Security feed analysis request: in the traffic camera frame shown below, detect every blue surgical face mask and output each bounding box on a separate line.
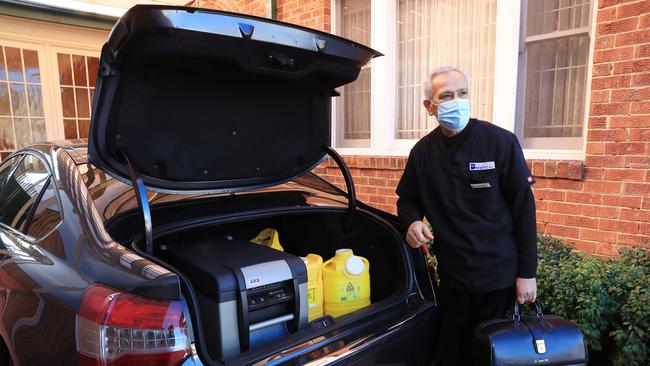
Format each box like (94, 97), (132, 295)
(435, 98), (471, 133)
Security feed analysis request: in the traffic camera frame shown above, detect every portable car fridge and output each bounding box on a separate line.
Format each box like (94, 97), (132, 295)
(162, 239), (308, 359)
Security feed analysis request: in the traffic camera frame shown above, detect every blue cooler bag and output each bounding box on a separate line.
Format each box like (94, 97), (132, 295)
(473, 301), (588, 366)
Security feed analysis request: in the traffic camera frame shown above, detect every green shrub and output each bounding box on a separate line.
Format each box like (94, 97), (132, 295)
(424, 232), (650, 365)
(536, 235), (649, 366)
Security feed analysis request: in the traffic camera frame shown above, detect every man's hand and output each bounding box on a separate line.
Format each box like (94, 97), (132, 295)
(515, 277), (537, 304)
(406, 221), (433, 248)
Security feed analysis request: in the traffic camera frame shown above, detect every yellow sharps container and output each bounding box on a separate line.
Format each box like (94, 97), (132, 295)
(323, 249), (370, 318)
(301, 254), (324, 321)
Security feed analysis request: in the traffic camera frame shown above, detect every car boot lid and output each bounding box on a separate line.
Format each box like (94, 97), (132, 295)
(87, 4), (380, 194)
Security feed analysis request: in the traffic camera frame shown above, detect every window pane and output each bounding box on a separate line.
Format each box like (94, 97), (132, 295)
(0, 48), (6, 81)
(26, 180), (61, 238)
(72, 55), (87, 87)
(0, 83), (9, 116)
(27, 85), (43, 117)
(63, 119), (78, 139)
(57, 53), (73, 86)
(0, 117), (15, 150)
(22, 50), (40, 84)
(31, 119), (47, 143)
(338, 0), (372, 144)
(0, 154), (48, 230)
(87, 57), (99, 87)
(527, 0), (589, 36)
(61, 86), (76, 118)
(396, 0), (497, 139)
(14, 117), (31, 148)
(523, 35), (588, 138)
(5, 47), (23, 83)
(9, 83), (27, 116)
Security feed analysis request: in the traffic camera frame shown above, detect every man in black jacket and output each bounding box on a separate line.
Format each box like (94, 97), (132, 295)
(395, 66), (537, 366)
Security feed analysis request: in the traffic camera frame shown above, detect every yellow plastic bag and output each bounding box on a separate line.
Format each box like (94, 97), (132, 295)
(250, 228), (284, 251)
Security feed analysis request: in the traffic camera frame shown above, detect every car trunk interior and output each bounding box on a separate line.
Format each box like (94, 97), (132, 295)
(126, 209), (409, 362)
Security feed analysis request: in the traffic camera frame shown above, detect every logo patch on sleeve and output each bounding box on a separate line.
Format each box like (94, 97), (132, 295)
(469, 161), (495, 171)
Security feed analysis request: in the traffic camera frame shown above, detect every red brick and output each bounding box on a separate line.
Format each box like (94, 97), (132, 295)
(599, 218), (618, 231)
(629, 128), (650, 141)
(617, 0), (650, 18)
(620, 207), (650, 221)
(611, 87), (650, 101)
(547, 179), (583, 191)
(635, 43), (650, 58)
(582, 205), (620, 218)
(587, 129), (627, 141)
(536, 200), (548, 211)
(617, 220), (640, 234)
(591, 75), (631, 90)
(642, 13), (650, 28)
(590, 90), (610, 103)
(602, 194), (644, 208)
(595, 242), (620, 255)
(615, 29), (650, 46)
(585, 167), (605, 180)
(625, 182), (650, 194)
(590, 102), (630, 115)
(598, 18), (639, 35)
(565, 215), (600, 229)
(532, 161), (544, 176)
(586, 155), (626, 167)
(588, 117), (608, 129)
(546, 224), (580, 239)
(568, 162), (585, 180)
(548, 202), (582, 215)
(573, 240), (597, 253)
(603, 168), (646, 181)
(631, 74), (650, 88)
(583, 180), (623, 193)
(594, 47), (635, 63)
(582, 228), (617, 243)
(566, 192), (603, 204)
(534, 189), (566, 201)
(598, 0), (626, 8)
(640, 222), (650, 235)
(586, 142), (606, 154)
(617, 233), (650, 245)
(599, 7), (618, 22)
(604, 142), (646, 155)
(593, 63), (613, 77)
(596, 35), (617, 50)
(625, 156), (650, 168)
(543, 161), (558, 177)
(613, 59), (650, 74)
(631, 101), (650, 113)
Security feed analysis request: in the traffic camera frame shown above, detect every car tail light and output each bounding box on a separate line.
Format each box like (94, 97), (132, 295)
(76, 284), (191, 366)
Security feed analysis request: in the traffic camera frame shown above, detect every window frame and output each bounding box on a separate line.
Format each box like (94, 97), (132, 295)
(0, 150), (63, 242)
(513, 0), (596, 158)
(330, 0), (597, 161)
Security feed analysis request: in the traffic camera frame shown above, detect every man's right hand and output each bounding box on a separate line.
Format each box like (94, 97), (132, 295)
(406, 221), (433, 248)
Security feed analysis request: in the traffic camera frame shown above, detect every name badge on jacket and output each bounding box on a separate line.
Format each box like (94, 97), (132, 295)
(469, 161), (495, 171)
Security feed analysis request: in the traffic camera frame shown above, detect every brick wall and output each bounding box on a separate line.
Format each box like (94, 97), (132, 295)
(188, 0), (330, 30)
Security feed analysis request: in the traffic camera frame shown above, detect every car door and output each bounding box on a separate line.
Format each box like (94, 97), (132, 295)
(0, 152), (75, 365)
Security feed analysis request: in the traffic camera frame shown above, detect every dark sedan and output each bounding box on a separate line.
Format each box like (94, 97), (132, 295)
(0, 5), (438, 366)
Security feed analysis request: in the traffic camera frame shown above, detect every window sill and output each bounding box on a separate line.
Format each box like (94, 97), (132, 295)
(527, 159), (585, 181)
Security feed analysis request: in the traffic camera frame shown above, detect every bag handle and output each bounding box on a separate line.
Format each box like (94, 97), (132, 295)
(512, 300), (544, 321)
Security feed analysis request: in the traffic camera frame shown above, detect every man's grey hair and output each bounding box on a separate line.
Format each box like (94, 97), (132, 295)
(423, 66), (469, 100)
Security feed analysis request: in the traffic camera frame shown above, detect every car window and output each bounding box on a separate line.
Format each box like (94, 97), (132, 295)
(0, 155), (50, 232)
(25, 179), (62, 239)
(0, 156), (23, 191)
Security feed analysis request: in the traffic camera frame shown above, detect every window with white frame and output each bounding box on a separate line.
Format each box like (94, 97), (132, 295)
(517, 0), (592, 150)
(334, 0), (372, 148)
(396, 0), (497, 140)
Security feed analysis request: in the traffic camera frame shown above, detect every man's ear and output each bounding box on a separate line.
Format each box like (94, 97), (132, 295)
(423, 100), (436, 116)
